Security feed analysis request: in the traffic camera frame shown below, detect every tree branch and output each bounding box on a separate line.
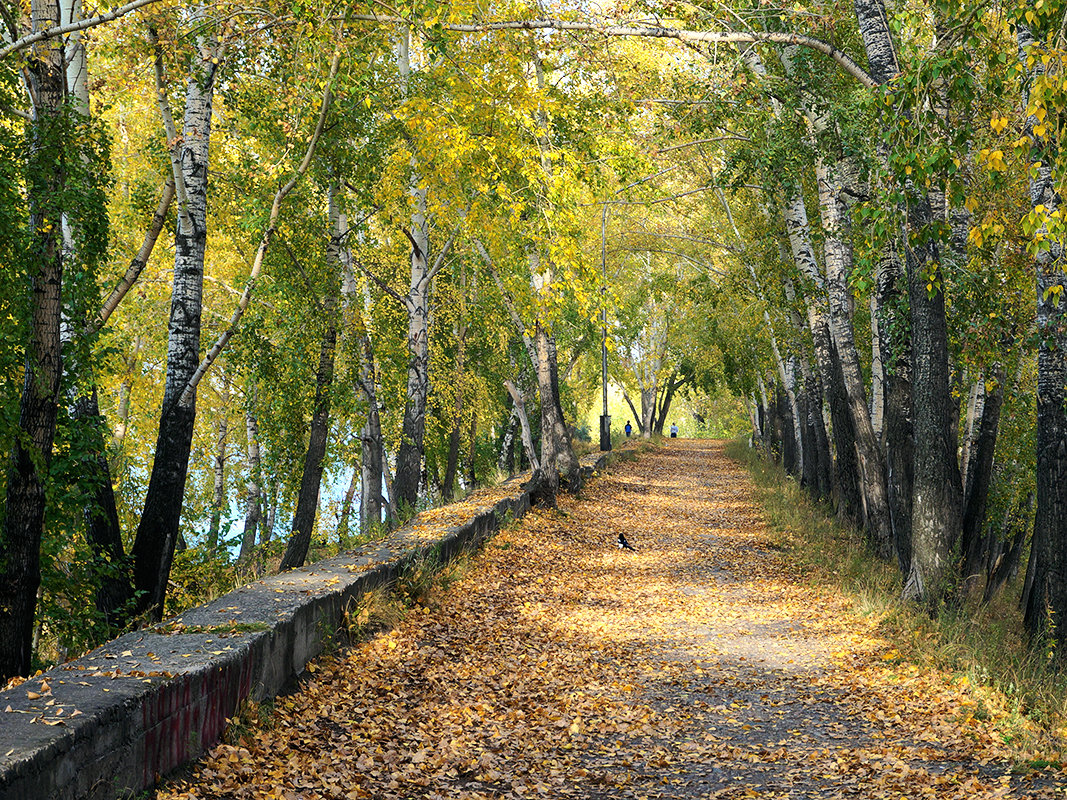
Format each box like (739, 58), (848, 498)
(0, 0), (162, 59)
(93, 176), (175, 333)
(178, 46), (342, 408)
(427, 217), (464, 281)
(352, 257), (407, 306)
(351, 15), (876, 88)
(149, 27), (196, 235)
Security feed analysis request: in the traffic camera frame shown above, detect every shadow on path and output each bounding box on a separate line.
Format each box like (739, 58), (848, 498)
(161, 440), (1066, 800)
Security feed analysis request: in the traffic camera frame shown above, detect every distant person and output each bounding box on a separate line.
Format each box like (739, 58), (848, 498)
(670, 422), (678, 438)
(624, 421), (632, 437)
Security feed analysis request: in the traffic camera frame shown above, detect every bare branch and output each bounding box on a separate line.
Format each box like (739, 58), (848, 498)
(0, 0), (162, 59)
(617, 165), (678, 192)
(178, 46), (343, 407)
(427, 217), (465, 281)
(612, 245), (729, 276)
(150, 28), (195, 235)
(351, 15), (876, 88)
(0, 102), (31, 120)
(93, 177), (175, 332)
(618, 229), (739, 251)
(586, 183), (767, 207)
(352, 257), (407, 306)
(658, 135), (751, 152)
(503, 378), (539, 472)
(474, 241), (525, 335)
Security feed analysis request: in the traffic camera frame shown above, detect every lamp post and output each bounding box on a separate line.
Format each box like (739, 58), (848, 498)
(599, 203), (611, 452)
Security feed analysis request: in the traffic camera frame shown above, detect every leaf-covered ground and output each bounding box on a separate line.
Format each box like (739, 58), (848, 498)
(161, 440), (1067, 799)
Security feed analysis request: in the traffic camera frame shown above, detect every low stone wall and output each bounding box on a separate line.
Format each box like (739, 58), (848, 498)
(0, 454), (608, 800)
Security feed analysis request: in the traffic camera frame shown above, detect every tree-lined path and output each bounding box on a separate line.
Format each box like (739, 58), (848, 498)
(160, 441), (1064, 800)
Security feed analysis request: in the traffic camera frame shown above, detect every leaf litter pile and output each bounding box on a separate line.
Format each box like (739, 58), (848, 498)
(162, 440), (1067, 799)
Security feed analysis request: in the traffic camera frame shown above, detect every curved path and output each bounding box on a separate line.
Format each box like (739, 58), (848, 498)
(162, 440), (1065, 799)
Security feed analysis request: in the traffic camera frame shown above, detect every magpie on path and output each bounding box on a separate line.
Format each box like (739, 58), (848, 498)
(617, 532), (636, 552)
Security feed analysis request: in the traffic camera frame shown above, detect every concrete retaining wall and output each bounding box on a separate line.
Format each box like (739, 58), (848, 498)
(0, 454), (607, 800)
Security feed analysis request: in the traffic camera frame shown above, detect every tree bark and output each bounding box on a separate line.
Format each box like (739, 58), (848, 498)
(130, 32), (218, 621)
(815, 154), (894, 558)
(337, 467), (358, 543)
(853, 0), (963, 602)
(900, 192), (963, 607)
(237, 403), (261, 564)
(340, 215), (385, 536)
(279, 194), (342, 571)
(498, 407), (518, 474)
(466, 410), (478, 489)
(206, 379), (229, 556)
(827, 336), (865, 531)
(960, 369), (1005, 597)
(392, 26), (432, 512)
(875, 248), (914, 575)
(359, 372), (385, 534)
(442, 306), (468, 501)
(653, 371), (683, 435)
(278, 300), (337, 570)
(777, 190), (862, 525)
(622, 389), (642, 436)
(1019, 24), (1067, 650)
(77, 388), (133, 629)
(531, 322), (580, 501)
(764, 308), (804, 479)
(0, 0), (67, 679)
(504, 379), (539, 472)
(639, 385), (656, 438)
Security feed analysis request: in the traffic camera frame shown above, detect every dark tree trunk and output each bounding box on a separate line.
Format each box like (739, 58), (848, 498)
(358, 332), (384, 534)
(654, 371), (683, 434)
(854, 0), (963, 606)
(336, 468), (358, 543)
(280, 296), (339, 571)
(76, 176), (174, 624)
(900, 198), (963, 607)
(206, 410), (228, 555)
(1018, 25), (1067, 653)
(130, 45), (217, 622)
(986, 491), (1033, 603)
(798, 379), (817, 492)
(530, 323), (580, 503)
(812, 394), (834, 502)
(960, 370), (1005, 597)
(237, 404), (261, 564)
(77, 388), (133, 629)
(622, 390), (642, 436)
(466, 411), (478, 489)
(442, 422), (461, 500)
(876, 250), (914, 576)
(498, 407), (518, 475)
(0, 0), (67, 679)
(983, 526), (1026, 604)
(778, 385), (799, 477)
(825, 335), (864, 531)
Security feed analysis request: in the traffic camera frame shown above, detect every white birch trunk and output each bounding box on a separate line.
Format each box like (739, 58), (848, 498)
(392, 25), (432, 509)
(869, 294), (885, 440)
(237, 401), (261, 563)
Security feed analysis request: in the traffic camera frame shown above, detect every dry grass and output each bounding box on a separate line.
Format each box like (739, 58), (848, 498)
(726, 438), (1067, 764)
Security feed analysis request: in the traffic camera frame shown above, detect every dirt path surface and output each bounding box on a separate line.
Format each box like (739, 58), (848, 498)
(161, 440), (1067, 799)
